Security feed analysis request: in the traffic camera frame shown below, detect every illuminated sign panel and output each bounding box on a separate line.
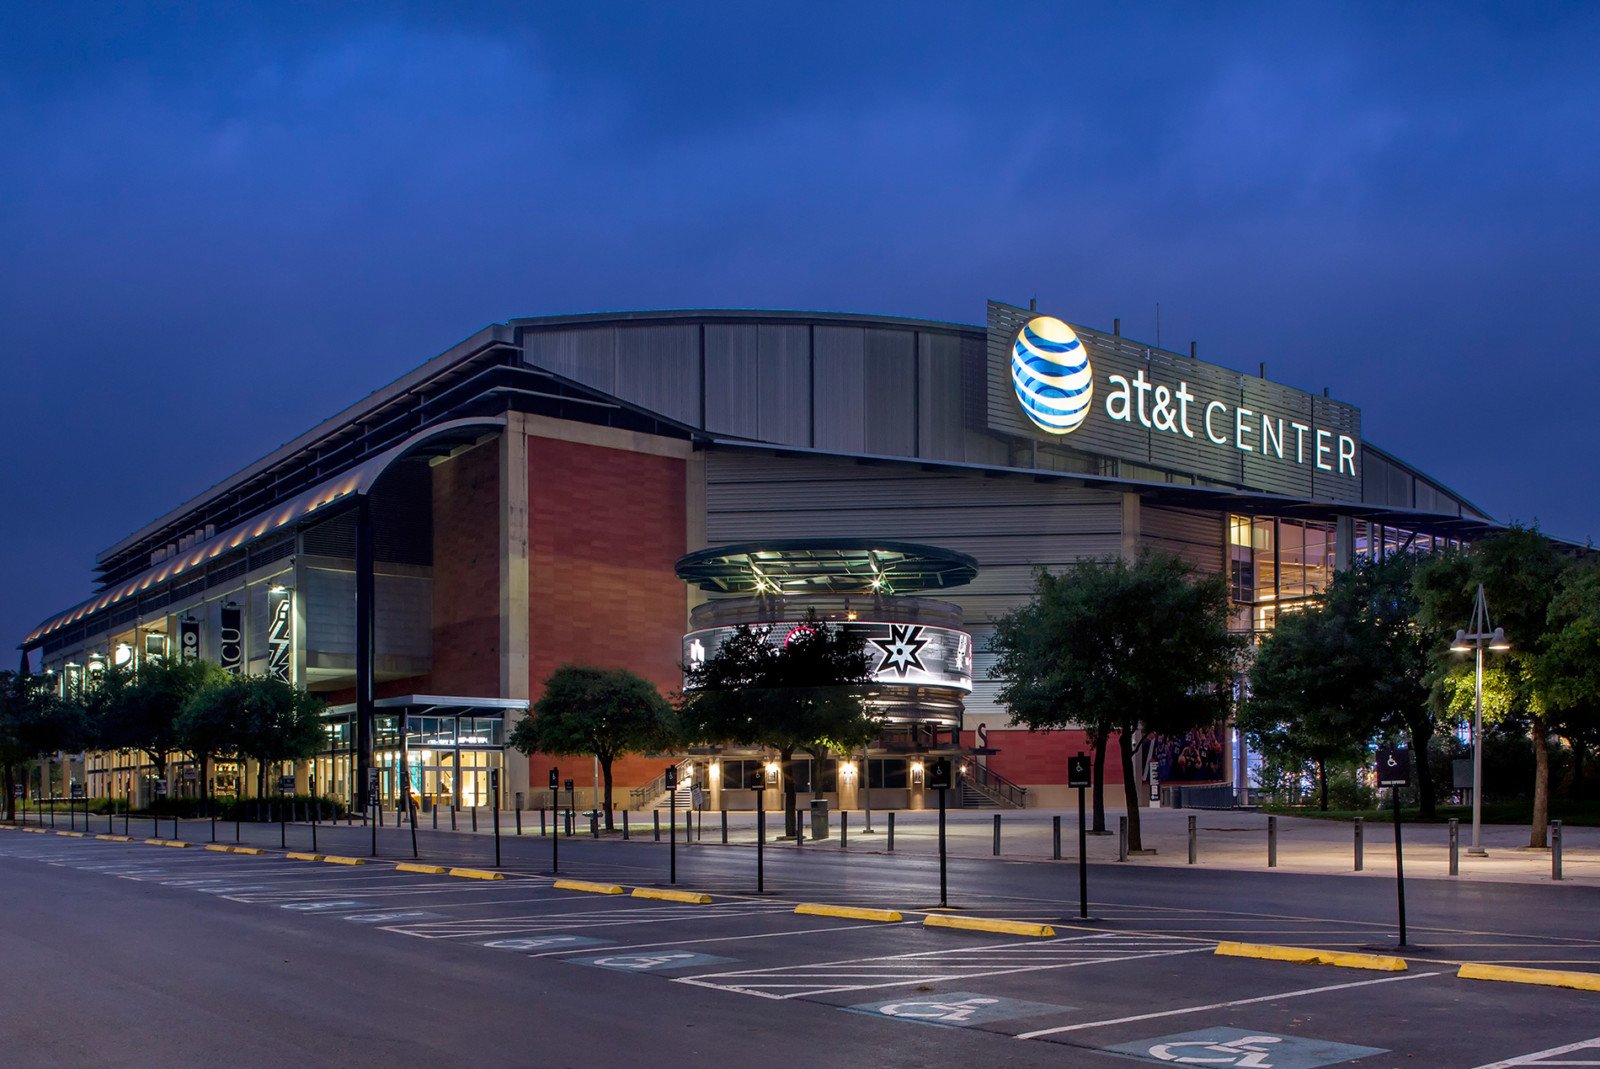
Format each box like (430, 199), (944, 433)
(684, 622), (973, 693)
(989, 301), (1362, 500)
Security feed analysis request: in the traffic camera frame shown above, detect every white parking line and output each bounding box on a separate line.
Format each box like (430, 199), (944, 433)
(675, 933), (1207, 1000)
(1469, 1037), (1600, 1068)
(1013, 970), (1443, 1040)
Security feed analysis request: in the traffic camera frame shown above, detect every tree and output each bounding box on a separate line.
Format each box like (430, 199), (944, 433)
(0, 672), (90, 820)
(1539, 555), (1600, 802)
(509, 665), (675, 831)
(679, 612), (877, 838)
(1416, 527), (1570, 847)
(990, 552), (1244, 851)
(1241, 606), (1375, 811)
(90, 659), (222, 786)
(176, 669), (254, 809)
(1323, 553), (1439, 815)
(178, 675), (325, 803)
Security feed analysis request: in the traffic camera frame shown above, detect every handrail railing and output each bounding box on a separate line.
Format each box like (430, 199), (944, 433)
(628, 758), (693, 810)
(963, 761), (1027, 808)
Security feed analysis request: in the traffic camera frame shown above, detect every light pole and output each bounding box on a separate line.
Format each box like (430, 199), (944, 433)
(1450, 583), (1510, 856)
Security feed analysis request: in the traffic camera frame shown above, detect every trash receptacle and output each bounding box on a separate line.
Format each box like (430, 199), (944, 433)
(809, 798), (830, 841)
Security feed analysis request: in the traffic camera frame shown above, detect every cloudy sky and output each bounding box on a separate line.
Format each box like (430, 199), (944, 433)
(4, 2), (1598, 653)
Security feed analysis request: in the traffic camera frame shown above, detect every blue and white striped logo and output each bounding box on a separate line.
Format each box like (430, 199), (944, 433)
(1011, 316), (1092, 435)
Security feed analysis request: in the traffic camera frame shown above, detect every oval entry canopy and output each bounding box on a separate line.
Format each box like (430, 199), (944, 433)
(675, 539), (978, 596)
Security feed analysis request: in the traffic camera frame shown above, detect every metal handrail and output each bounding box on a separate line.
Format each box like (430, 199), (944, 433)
(627, 758), (693, 810)
(963, 761), (1027, 808)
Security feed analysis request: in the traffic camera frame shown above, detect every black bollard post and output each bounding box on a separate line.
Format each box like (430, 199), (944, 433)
(623, 809), (630, 840)
(1448, 818), (1459, 876)
(1053, 815), (1061, 860)
(840, 810), (848, 849)
(1355, 817), (1364, 871)
(721, 809), (728, 845)
(1188, 814), (1197, 864)
(1268, 815), (1278, 868)
(1118, 815), (1128, 862)
(993, 814), (1001, 856)
(887, 811), (895, 852)
(1552, 820), (1563, 881)
(653, 809), (660, 842)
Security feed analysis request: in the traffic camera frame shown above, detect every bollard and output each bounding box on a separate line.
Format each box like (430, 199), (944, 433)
(653, 810), (661, 842)
(840, 810), (848, 849)
(1188, 814), (1197, 864)
(591, 812), (599, 839)
(721, 809), (728, 845)
(1448, 818), (1459, 876)
(472, 806), (478, 832)
(1552, 820), (1563, 881)
(887, 811), (895, 851)
(1354, 817), (1364, 871)
(993, 814), (1001, 856)
(685, 809), (692, 847)
(1268, 815), (1278, 868)
(623, 809), (630, 840)
(1118, 815), (1128, 862)
(539, 807), (546, 837)
(1053, 815), (1062, 860)
(450, 806), (457, 831)
(795, 807), (804, 847)
(515, 806), (522, 836)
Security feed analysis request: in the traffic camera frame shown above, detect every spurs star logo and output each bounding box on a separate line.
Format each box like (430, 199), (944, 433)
(870, 624), (929, 677)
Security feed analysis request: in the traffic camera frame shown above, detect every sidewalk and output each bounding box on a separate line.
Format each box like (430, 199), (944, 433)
(537, 803), (1597, 888)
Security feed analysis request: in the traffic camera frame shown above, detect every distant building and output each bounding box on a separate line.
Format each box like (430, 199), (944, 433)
(23, 302), (1496, 811)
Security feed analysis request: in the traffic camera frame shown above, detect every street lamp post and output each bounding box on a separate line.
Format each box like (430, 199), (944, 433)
(1450, 583), (1510, 857)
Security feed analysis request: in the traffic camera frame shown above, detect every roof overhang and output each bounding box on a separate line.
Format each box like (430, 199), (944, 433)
(676, 539), (979, 595)
(323, 694), (530, 718)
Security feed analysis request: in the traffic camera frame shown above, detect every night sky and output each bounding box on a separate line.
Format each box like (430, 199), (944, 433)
(6, 3), (1599, 656)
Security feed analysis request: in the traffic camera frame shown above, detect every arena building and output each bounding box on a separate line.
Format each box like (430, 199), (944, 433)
(21, 301), (1499, 813)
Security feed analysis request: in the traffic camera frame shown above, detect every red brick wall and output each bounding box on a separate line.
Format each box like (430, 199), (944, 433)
(523, 435), (686, 791)
(430, 441), (501, 696)
(961, 728), (1126, 787)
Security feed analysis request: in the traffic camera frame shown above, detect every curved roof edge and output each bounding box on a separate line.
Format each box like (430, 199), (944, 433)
(1361, 439), (1495, 522)
(507, 307), (981, 336)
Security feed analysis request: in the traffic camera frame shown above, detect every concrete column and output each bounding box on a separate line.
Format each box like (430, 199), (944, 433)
(499, 419), (531, 806)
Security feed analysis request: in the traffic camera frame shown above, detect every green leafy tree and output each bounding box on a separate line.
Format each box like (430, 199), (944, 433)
(1322, 553), (1439, 815)
(990, 552), (1244, 851)
(679, 612), (877, 838)
(180, 675), (325, 800)
(509, 665), (676, 830)
(1416, 526), (1569, 847)
(1539, 555), (1600, 800)
(90, 659), (221, 785)
(175, 667), (253, 808)
(1, 672), (91, 820)
(1241, 606), (1376, 811)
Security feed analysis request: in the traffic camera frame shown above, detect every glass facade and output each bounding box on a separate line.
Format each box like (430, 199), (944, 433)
(1351, 519), (1464, 562)
(317, 709), (507, 812)
(1228, 514), (1336, 637)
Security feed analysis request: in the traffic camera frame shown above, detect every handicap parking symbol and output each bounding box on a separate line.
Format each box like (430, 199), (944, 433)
(847, 991), (1069, 1029)
(482, 935), (609, 951)
(279, 899), (363, 912)
(1108, 1027), (1386, 1068)
(572, 951), (736, 973)
(344, 910), (444, 925)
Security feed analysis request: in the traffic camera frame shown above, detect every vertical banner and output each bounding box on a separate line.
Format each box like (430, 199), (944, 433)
(219, 604), (244, 675)
(178, 618), (201, 663)
(266, 587), (293, 683)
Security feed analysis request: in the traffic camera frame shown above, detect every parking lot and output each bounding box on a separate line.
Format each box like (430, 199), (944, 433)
(2, 821), (1598, 1067)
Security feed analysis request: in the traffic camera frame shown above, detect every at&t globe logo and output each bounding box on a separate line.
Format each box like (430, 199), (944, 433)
(1011, 315), (1093, 435)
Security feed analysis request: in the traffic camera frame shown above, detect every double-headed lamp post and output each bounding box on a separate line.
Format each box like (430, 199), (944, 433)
(1450, 583), (1510, 856)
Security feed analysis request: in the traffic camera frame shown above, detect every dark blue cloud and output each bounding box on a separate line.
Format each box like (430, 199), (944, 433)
(4, 2), (1599, 650)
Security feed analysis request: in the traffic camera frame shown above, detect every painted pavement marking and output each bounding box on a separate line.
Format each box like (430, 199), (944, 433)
(482, 934), (610, 952)
(524, 920), (915, 959)
(673, 932), (1207, 1000)
(1470, 1037), (1600, 1068)
(1014, 971), (1442, 1040)
(574, 951), (738, 973)
(845, 992), (1068, 1029)
(384, 900), (794, 940)
(1106, 1027), (1385, 1068)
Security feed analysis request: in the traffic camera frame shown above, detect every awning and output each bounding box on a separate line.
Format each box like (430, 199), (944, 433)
(322, 694), (530, 719)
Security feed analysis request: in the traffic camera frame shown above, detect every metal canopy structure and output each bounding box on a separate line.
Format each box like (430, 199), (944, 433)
(676, 539), (979, 595)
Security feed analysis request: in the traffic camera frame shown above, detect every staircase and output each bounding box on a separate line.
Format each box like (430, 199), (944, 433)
(960, 762), (1027, 808)
(629, 759), (697, 811)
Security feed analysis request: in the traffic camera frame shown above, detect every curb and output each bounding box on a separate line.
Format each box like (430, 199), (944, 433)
(1215, 941), (1407, 972)
(320, 856), (366, 866)
(794, 903), (903, 923)
(143, 839), (190, 848)
(632, 887), (712, 904)
(448, 867), (504, 881)
(56, 831), (85, 838)
(1458, 963), (1600, 992)
(923, 915), (1055, 938)
(395, 863), (447, 875)
(96, 834), (136, 842)
(554, 879), (625, 895)
(204, 844), (264, 854)
(20, 827), (49, 834)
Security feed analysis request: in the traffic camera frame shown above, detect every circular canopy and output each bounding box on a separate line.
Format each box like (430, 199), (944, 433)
(675, 539), (978, 595)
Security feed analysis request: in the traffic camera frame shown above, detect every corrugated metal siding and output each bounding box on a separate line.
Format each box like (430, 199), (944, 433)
(812, 325), (867, 453)
(305, 566), (432, 659)
(757, 324), (811, 446)
(704, 324), (760, 438)
(864, 329), (916, 456)
(1141, 506), (1225, 572)
(704, 449), (1127, 723)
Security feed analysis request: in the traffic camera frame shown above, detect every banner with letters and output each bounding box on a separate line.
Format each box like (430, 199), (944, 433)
(178, 618), (201, 663)
(266, 587), (293, 683)
(218, 604), (243, 675)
